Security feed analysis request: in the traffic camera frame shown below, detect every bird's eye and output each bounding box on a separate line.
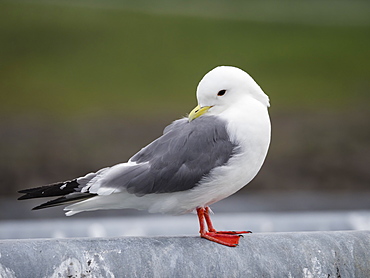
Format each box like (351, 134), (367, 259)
(217, 90), (226, 96)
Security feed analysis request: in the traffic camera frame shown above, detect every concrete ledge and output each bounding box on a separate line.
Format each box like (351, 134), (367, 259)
(1, 230), (369, 277)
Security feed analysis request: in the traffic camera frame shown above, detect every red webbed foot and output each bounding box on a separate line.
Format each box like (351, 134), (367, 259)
(201, 231), (243, 247)
(197, 207), (252, 247)
(213, 230), (252, 235)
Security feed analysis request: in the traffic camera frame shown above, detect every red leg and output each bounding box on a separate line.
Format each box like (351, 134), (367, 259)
(196, 207), (251, 247)
(204, 207), (216, 232)
(204, 207), (252, 235)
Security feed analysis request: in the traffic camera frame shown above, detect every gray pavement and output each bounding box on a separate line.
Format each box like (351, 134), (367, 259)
(1, 231), (369, 277)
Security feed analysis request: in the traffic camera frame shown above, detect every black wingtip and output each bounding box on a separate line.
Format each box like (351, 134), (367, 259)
(31, 203), (58, 210)
(17, 179), (95, 211)
(30, 194), (96, 210)
(17, 179), (79, 200)
(18, 194), (30, 200)
(18, 188), (38, 199)
(31, 205), (44, 210)
(30, 196), (68, 210)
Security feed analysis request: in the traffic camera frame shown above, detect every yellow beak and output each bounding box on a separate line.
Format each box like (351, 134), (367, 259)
(188, 105), (212, 122)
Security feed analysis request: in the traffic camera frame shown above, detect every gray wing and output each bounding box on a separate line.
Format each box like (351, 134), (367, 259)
(84, 116), (237, 196)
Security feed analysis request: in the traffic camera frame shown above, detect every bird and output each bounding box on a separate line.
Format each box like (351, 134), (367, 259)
(18, 66), (271, 247)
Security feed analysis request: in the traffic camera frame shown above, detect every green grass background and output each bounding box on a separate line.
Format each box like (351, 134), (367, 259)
(1, 0), (370, 200)
(1, 0), (369, 119)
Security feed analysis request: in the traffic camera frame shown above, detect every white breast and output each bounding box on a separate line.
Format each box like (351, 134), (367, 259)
(151, 96), (271, 214)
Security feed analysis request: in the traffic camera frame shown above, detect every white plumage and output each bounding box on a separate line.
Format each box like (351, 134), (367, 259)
(19, 66), (271, 247)
(65, 66), (271, 215)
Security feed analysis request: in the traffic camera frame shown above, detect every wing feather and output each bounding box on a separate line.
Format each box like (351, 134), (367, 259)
(18, 115), (238, 209)
(95, 116), (237, 195)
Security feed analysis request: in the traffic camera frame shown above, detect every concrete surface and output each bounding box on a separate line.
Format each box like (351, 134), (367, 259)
(0, 230), (369, 277)
(1, 210), (370, 240)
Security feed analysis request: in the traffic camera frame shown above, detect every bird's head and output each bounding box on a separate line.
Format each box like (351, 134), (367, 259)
(188, 66), (270, 122)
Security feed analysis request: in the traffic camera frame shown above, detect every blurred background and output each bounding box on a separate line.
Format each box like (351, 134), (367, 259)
(0, 0), (369, 235)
